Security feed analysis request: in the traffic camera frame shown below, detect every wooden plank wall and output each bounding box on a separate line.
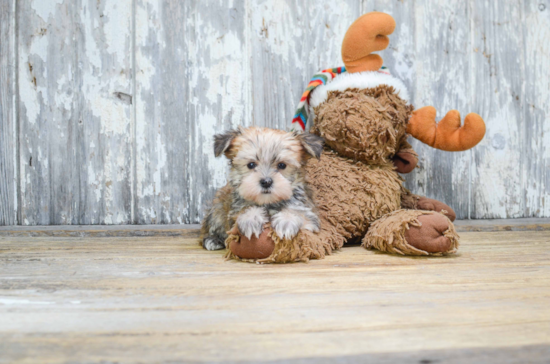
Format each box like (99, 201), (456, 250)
(0, 0), (549, 225)
(0, 0), (17, 225)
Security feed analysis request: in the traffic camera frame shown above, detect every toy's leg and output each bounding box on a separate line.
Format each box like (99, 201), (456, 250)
(362, 209), (459, 256)
(225, 224), (275, 260)
(260, 228), (334, 264)
(401, 190), (457, 222)
(226, 217), (343, 263)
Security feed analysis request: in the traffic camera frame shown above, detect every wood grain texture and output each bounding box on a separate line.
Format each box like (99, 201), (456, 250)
(470, 0), (525, 219)
(76, 0), (134, 224)
(1, 218), (550, 237)
(0, 0), (17, 225)
(135, 0), (251, 224)
(17, 0), (133, 225)
(1, 231), (549, 362)
(2, 1), (550, 225)
(134, 0), (190, 224)
(250, 0), (360, 130)
(410, 1), (472, 219)
(0, 223), (202, 238)
(17, 0), (79, 225)
(523, 1), (550, 217)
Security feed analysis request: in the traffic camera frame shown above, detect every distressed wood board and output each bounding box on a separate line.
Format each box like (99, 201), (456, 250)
(1, 0), (550, 225)
(1, 230), (550, 363)
(454, 217), (550, 232)
(0, 0), (17, 226)
(0, 223), (202, 238)
(2, 218), (550, 238)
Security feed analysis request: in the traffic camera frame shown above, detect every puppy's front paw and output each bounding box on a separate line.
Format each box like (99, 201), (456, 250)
(237, 207), (268, 239)
(272, 210), (303, 240)
(203, 237), (226, 251)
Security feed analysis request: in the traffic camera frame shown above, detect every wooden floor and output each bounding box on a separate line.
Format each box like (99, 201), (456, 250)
(1, 230), (549, 363)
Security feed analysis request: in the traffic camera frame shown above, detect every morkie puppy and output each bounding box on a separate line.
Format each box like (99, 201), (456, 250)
(201, 127), (324, 251)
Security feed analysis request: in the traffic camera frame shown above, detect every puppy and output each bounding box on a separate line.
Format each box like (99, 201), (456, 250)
(201, 127), (324, 251)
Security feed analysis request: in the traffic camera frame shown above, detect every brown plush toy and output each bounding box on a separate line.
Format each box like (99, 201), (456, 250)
(225, 12), (485, 263)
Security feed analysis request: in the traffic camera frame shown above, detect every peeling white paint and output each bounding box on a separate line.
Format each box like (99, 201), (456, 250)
(19, 35), (48, 125)
(103, 1), (132, 63)
(91, 95), (129, 135)
(54, 74), (72, 111)
(201, 113), (230, 189)
(7, 0), (550, 226)
(31, 0), (64, 22)
(88, 164), (101, 202)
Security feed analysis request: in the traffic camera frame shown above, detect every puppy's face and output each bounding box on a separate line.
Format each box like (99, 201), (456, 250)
(214, 127), (324, 205)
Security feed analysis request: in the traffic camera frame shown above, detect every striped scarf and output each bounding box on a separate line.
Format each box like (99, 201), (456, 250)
(290, 66), (390, 132)
(291, 67), (346, 132)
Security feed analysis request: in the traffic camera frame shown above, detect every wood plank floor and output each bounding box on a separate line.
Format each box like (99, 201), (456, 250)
(1, 231), (549, 363)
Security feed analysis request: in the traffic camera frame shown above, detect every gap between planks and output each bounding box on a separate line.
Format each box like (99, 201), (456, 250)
(1, 218), (550, 237)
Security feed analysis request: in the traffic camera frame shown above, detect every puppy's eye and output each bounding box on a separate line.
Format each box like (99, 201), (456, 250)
(277, 162), (287, 170)
(247, 162), (256, 169)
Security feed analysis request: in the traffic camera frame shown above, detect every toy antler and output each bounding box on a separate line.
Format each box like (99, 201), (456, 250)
(341, 12), (396, 73)
(342, 12), (486, 151)
(407, 107), (486, 151)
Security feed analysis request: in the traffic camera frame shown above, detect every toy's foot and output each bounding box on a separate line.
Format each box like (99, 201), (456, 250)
(404, 214), (452, 253)
(225, 224), (334, 263)
(417, 197), (456, 222)
(363, 209), (459, 256)
(228, 227), (275, 260)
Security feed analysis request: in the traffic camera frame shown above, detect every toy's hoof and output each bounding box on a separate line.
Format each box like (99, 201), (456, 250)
(405, 214), (452, 253)
(417, 197), (456, 222)
(229, 229), (275, 260)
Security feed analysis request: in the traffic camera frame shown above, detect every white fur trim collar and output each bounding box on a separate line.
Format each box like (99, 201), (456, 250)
(308, 71), (410, 109)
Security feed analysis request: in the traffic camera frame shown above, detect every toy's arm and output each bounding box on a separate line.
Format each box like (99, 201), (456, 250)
(407, 106), (486, 152)
(400, 187), (421, 210)
(400, 187), (457, 222)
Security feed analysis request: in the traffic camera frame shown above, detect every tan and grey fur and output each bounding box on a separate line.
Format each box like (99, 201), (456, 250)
(201, 127), (324, 251)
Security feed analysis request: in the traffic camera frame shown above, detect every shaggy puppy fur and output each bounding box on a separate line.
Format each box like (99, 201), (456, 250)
(201, 127), (324, 251)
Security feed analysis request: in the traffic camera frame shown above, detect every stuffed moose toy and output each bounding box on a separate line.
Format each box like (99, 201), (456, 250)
(222, 12), (486, 263)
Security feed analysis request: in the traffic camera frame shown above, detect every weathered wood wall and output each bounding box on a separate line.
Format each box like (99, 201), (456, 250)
(1, 0), (549, 225)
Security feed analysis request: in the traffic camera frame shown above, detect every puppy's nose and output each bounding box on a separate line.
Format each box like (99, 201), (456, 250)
(260, 178), (273, 188)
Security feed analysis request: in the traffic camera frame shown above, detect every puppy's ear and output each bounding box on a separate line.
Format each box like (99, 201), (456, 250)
(214, 129), (241, 158)
(296, 132), (325, 160)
